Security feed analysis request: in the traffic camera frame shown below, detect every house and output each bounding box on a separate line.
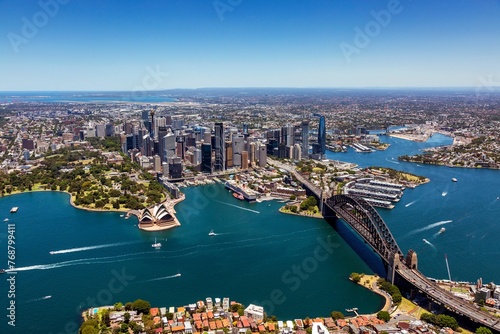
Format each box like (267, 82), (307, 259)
(244, 304), (264, 323)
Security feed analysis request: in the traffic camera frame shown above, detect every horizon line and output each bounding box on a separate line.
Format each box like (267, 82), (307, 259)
(1, 86), (499, 93)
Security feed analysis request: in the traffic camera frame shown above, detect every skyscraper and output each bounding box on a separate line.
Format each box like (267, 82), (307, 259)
(318, 115), (326, 157)
(201, 143), (212, 173)
(157, 126), (168, 162)
(232, 134), (245, 167)
(301, 120), (309, 159)
(214, 122), (225, 171)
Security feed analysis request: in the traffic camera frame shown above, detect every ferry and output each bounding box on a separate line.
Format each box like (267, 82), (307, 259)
(451, 178), (457, 182)
(232, 192), (244, 200)
(10, 207), (18, 213)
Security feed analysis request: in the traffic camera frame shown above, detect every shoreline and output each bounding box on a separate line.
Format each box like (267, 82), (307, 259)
(278, 206), (324, 219)
(354, 274), (392, 314)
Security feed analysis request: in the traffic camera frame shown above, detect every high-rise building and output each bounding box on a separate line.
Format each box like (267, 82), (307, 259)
(318, 116), (326, 157)
(164, 132), (176, 161)
(301, 120), (309, 159)
(214, 122), (225, 171)
(293, 143), (302, 160)
(249, 142), (256, 165)
(96, 124), (106, 138)
(232, 134), (245, 167)
(201, 143), (212, 173)
(153, 155), (162, 173)
(105, 123), (115, 137)
(176, 137), (185, 159)
(168, 156), (183, 179)
(241, 151), (249, 170)
(258, 143), (267, 167)
(225, 140), (233, 168)
(157, 126), (168, 162)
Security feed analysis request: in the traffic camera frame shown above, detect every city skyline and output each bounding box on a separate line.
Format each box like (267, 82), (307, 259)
(1, 0), (500, 91)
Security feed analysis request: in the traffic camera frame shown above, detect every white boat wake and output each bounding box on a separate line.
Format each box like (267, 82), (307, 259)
(423, 239), (436, 249)
(407, 220), (452, 236)
(50, 241), (136, 255)
(385, 157), (400, 164)
(141, 273), (181, 282)
(405, 200), (417, 207)
(214, 200), (260, 214)
(26, 295), (52, 303)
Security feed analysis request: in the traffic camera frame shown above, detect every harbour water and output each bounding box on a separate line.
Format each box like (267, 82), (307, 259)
(0, 133), (499, 333)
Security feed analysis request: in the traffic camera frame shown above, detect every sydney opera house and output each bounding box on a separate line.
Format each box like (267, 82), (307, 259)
(137, 203), (180, 230)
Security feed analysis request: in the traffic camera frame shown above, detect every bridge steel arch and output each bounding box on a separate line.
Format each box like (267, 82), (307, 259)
(324, 194), (403, 282)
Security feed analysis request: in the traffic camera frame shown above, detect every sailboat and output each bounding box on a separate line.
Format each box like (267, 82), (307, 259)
(208, 229), (216, 236)
(152, 237), (162, 249)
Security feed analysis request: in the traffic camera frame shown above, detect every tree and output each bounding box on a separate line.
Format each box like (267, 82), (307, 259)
(436, 314), (458, 330)
(330, 311), (345, 320)
(132, 299), (151, 315)
(476, 327), (493, 334)
(102, 309), (111, 327)
(125, 302), (133, 311)
(349, 272), (361, 283)
(124, 312), (131, 324)
(377, 311), (391, 322)
(290, 194), (296, 200)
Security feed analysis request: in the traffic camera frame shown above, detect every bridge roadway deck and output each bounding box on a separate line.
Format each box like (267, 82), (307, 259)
(268, 158), (323, 198)
(268, 160), (500, 332)
(397, 266), (500, 331)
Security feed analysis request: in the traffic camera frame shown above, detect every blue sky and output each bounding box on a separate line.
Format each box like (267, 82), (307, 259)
(1, 0), (500, 90)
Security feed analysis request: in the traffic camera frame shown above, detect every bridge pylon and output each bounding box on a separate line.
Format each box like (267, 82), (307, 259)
(387, 252), (402, 284)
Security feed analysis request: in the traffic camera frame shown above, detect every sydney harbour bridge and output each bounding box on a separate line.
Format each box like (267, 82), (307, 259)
(268, 159), (500, 332)
(322, 194), (500, 333)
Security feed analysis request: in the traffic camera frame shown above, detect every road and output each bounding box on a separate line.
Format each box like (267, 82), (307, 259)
(397, 266), (500, 331)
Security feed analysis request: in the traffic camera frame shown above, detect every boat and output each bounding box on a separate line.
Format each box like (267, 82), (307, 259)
(451, 178), (457, 182)
(232, 192), (244, 200)
(152, 238), (162, 249)
(10, 207), (18, 213)
(438, 227), (446, 234)
(209, 229), (216, 236)
(0, 269), (5, 274)
(120, 214), (124, 217)
(4, 218), (8, 222)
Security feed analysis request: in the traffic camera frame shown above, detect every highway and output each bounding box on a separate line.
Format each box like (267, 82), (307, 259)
(268, 158), (323, 198)
(397, 266), (500, 331)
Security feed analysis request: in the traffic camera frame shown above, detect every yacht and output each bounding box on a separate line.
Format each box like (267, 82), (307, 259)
(152, 238), (162, 249)
(10, 207), (18, 213)
(208, 230), (216, 236)
(4, 218), (8, 222)
(438, 227), (446, 234)
(451, 178), (457, 182)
